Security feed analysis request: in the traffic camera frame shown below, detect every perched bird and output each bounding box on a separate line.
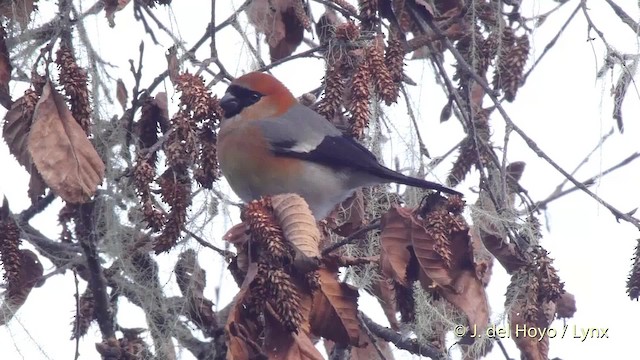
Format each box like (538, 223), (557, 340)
(217, 72), (461, 219)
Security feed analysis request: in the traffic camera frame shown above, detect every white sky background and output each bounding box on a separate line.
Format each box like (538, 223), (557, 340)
(1, 0), (639, 359)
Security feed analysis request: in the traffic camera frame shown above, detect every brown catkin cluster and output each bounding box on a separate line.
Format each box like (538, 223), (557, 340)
(243, 199), (292, 262)
(534, 248), (564, 303)
(502, 34), (530, 102)
(153, 169), (191, 253)
(369, 37), (398, 105)
(425, 211), (453, 268)
(506, 246), (564, 323)
(627, 239), (640, 300)
(138, 97), (163, 163)
(165, 111), (199, 169)
(348, 58), (372, 139)
(71, 288), (95, 339)
(292, 0), (311, 31)
(193, 118), (220, 189)
(447, 118), (492, 186)
(55, 46), (91, 134)
(133, 159), (165, 231)
(384, 33), (405, 83)
(266, 267), (303, 332)
(358, 0), (378, 30)
(334, 21), (360, 42)
(21, 88), (39, 119)
(0, 204), (21, 295)
(316, 64), (345, 120)
(506, 268), (540, 322)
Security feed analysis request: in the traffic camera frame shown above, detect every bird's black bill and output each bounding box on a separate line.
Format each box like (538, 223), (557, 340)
(220, 84), (263, 119)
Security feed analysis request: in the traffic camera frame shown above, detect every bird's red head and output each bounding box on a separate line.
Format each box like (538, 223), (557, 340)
(219, 72), (296, 119)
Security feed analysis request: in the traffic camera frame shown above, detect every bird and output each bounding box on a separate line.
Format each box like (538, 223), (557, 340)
(216, 72), (461, 220)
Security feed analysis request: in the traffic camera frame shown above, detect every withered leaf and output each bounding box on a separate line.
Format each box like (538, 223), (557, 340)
(509, 305), (551, 360)
(28, 82), (105, 203)
(246, 0), (305, 61)
(264, 311), (324, 360)
(166, 46), (179, 85)
(436, 269), (490, 338)
(104, 0), (131, 28)
(0, 249), (44, 325)
(379, 206), (414, 286)
(480, 229), (526, 274)
(175, 249), (217, 335)
(225, 264), (262, 360)
(2, 92), (47, 202)
(116, 79), (128, 110)
(370, 277), (400, 330)
(223, 222), (249, 245)
(271, 193), (321, 258)
(325, 337), (395, 359)
(333, 189), (366, 237)
(309, 268), (361, 346)
(0, 25), (11, 109)
(0, 0), (35, 27)
(555, 292), (576, 319)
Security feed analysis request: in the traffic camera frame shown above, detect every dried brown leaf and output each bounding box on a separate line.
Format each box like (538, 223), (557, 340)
(0, 249), (44, 325)
(379, 206), (414, 286)
(0, 0), (35, 27)
(555, 291), (576, 319)
(175, 249), (217, 335)
(225, 264), (263, 360)
(509, 305), (550, 360)
(116, 79), (127, 110)
(469, 228), (494, 287)
(0, 25), (11, 109)
(325, 336), (395, 359)
(28, 82), (105, 203)
(2, 91), (48, 201)
(246, 0), (305, 61)
(104, 0), (131, 28)
(166, 45), (179, 85)
(271, 193), (321, 259)
(316, 8), (342, 45)
(223, 222), (250, 245)
(333, 189), (366, 237)
(437, 269), (490, 337)
(370, 277), (400, 330)
(264, 311), (324, 360)
(310, 268), (361, 346)
(480, 229), (526, 274)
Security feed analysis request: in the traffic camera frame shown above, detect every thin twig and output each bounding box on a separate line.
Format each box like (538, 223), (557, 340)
(551, 127), (614, 195)
(322, 220), (381, 255)
(183, 228), (235, 259)
(494, 337), (513, 360)
(428, 18), (640, 230)
(357, 313), (388, 360)
(523, 2), (581, 83)
(603, 0), (640, 34)
(534, 152), (640, 210)
(258, 45), (325, 73)
(73, 271), (81, 360)
(359, 312), (444, 359)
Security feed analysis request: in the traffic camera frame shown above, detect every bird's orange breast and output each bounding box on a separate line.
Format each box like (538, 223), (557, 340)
(217, 122), (300, 201)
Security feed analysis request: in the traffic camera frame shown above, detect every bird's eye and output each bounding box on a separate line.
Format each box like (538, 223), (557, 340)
(250, 93), (261, 101)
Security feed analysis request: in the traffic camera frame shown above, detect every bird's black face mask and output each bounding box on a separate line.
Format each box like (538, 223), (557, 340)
(219, 85), (263, 119)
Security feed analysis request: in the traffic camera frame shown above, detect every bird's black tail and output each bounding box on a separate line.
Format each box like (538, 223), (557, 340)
(375, 166), (462, 196)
